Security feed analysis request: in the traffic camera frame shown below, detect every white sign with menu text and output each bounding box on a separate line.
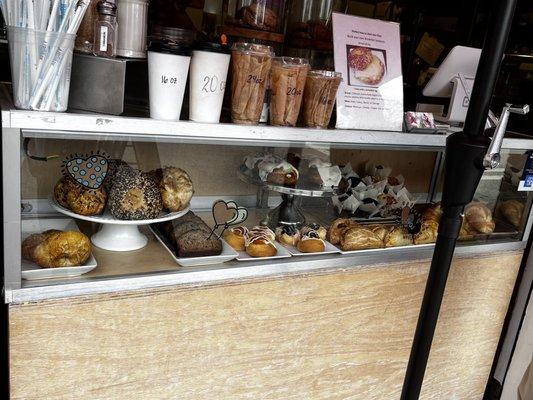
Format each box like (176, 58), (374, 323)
(332, 13), (403, 131)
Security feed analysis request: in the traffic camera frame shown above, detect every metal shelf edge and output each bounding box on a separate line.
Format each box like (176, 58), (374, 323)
(5, 240), (526, 304)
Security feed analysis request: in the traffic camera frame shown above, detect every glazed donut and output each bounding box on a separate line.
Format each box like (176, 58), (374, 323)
(224, 226), (249, 251)
(297, 230), (326, 253)
(246, 235), (277, 257)
(327, 218), (358, 245)
(275, 225), (301, 246)
(22, 230), (91, 268)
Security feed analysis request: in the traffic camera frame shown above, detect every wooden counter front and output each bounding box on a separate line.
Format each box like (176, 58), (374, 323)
(9, 250), (521, 399)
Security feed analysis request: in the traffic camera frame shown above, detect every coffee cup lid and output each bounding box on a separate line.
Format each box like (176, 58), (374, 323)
(194, 41), (230, 54)
(148, 41), (191, 56)
(231, 42), (274, 57)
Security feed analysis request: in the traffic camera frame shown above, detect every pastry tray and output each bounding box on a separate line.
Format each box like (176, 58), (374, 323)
(50, 196), (190, 225)
(21, 218), (98, 280)
(282, 240), (340, 257)
(150, 224), (238, 267)
(235, 241), (292, 261)
(337, 243), (434, 255)
(238, 165), (342, 198)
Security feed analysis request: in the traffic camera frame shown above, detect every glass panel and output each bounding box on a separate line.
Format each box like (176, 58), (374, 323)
(19, 135), (529, 288)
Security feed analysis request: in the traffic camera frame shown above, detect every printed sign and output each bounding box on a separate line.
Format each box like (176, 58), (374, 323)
(332, 13), (403, 131)
(518, 151), (533, 191)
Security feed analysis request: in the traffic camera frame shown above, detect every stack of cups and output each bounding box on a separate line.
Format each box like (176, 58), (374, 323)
(269, 57), (309, 126)
(230, 42), (274, 125)
(301, 70), (342, 128)
(147, 28), (195, 121)
(189, 42), (231, 123)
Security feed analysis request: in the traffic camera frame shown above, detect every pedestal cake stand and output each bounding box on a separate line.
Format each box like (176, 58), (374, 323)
(238, 165), (343, 228)
(50, 197), (189, 251)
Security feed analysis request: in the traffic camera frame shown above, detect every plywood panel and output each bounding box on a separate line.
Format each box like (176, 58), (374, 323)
(9, 251), (521, 400)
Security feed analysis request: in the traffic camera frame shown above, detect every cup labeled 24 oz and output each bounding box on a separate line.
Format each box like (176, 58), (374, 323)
(189, 48), (231, 123)
(148, 50), (190, 121)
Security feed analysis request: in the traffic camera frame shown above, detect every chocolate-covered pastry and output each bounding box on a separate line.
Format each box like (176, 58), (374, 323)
(109, 165), (163, 220)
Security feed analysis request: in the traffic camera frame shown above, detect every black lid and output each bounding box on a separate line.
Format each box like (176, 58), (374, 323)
(148, 41), (192, 56)
(194, 41), (230, 54)
(97, 0), (117, 16)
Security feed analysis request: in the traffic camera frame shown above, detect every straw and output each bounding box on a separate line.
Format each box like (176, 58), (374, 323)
(2, 0), (90, 110)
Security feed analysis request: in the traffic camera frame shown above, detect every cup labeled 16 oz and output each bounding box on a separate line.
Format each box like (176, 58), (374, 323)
(189, 45), (231, 123)
(148, 47), (190, 121)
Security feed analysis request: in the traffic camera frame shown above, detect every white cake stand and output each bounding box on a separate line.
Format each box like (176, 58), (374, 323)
(49, 197), (189, 251)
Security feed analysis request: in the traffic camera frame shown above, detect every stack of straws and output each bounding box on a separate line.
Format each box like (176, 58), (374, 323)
(0, 1), (89, 110)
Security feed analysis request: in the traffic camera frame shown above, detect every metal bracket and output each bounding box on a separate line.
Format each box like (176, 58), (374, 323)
(484, 104), (530, 169)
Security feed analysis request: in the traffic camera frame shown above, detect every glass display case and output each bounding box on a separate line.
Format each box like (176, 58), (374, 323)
(2, 91), (533, 304)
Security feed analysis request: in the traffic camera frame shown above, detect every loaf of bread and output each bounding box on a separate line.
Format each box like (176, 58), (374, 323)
(160, 212), (222, 258)
(22, 230), (91, 268)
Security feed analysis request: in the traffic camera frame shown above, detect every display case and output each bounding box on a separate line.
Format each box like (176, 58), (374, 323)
(2, 88), (533, 304)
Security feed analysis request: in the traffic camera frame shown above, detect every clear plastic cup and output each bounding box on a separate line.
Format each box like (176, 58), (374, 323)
(269, 56), (309, 126)
(301, 70), (342, 128)
(230, 42), (274, 125)
(7, 26), (76, 111)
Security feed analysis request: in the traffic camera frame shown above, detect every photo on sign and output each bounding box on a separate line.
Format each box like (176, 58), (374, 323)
(346, 45), (387, 87)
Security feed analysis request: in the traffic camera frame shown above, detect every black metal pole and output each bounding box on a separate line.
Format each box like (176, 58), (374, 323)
(400, 1), (518, 399)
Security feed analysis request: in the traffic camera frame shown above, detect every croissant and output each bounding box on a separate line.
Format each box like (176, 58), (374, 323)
(464, 202), (495, 234)
(423, 203), (442, 223)
(22, 230), (91, 268)
(327, 218), (358, 245)
(340, 226), (383, 251)
(413, 220), (439, 245)
(497, 200), (524, 228)
(384, 225), (413, 247)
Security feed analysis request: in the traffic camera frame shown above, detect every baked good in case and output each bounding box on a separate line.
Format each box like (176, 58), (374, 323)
(423, 203), (442, 222)
(22, 230), (91, 268)
(413, 220), (439, 245)
(498, 200), (524, 227)
(297, 230), (326, 253)
(368, 225), (390, 242)
(103, 159), (129, 192)
(248, 226), (276, 242)
(340, 226), (383, 251)
(161, 212), (222, 257)
(66, 185), (107, 216)
(258, 158), (299, 188)
(464, 202), (495, 234)
(384, 226), (413, 247)
(151, 167), (194, 212)
(275, 225), (300, 246)
(54, 177), (78, 208)
(246, 235), (277, 257)
(109, 165), (163, 220)
(327, 218), (358, 245)
(224, 226), (249, 251)
(300, 223), (327, 241)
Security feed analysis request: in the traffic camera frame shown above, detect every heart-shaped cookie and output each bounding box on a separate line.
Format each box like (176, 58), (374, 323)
(64, 154), (109, 189)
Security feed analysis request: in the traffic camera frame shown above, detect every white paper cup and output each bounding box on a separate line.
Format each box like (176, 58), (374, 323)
(148, 50), (190, 121)
(189, 48), (231, 123)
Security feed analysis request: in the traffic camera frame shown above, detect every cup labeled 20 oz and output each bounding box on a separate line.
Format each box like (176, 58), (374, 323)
(148, 50), (190, 121)
(189, 48), (231, 123)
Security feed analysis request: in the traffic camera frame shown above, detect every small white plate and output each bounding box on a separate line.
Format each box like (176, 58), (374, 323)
(150, 225), (238, 267)
(21, 218), (98, 280)
(283, 240), (340, 257)
(338, 242), (434, 255)
(236, 241), (292, 261)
